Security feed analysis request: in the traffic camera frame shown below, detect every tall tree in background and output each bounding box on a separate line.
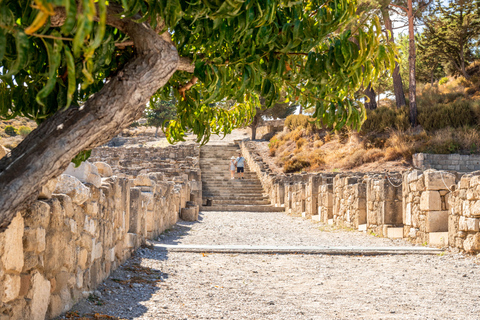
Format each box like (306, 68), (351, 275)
(145, 99), (177, 137)
(390, 0), (432, 126)
(380, 1), (407, 108)
(423, 0), (480, 80)
(416, 33), (446, 85)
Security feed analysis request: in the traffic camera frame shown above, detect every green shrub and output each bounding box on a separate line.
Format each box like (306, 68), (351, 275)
(18, 126), (32, 137)
(361, 106), (410, 133)
(130, 121), (140, 128)
(439, 77), (449, 85)
(417, 98), (475, 131)
(4, 125), (17, 136)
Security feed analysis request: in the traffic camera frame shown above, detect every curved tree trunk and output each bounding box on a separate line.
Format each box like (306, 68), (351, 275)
(381, 7), (407, 109)
(0, 9), (179, 229)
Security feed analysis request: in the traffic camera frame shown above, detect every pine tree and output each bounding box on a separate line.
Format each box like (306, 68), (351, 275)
(423, 0), (480, 79)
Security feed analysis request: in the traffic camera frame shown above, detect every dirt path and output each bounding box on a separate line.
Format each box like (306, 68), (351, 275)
(61, 211), (480, 320)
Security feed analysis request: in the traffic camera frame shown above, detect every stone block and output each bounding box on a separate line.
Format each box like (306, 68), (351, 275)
(180, 207), (198, 221)
(38, 178), (58, 199)
(64, 161), (101, 187)
(2, 274), (21, 303)
(28, 272), (50, 320)
(428, 232), (448, 247)
(311, 215), (321, 221)
(23, 227), (46, 253)
(387, 227), (404, 239)
(471, 200), (480, 217)
(466, 218), (480, 232)
(78, 248), (88, 269)
(425, 211), (448, 232)
(125, 233), (136, 249)
(420, 191), (441, 211)
(1, 212), (24, 272)
(358, 224), (367, 231)
(463, 233), (480, 253)
(133, 174), (154, 187)
(54, 174), (90, 205)
(93, 162), (113, 177)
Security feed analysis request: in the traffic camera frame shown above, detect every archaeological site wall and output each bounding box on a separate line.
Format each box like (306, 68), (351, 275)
(413, 153), (480, 172)
(0, 144), (200, 320)
(240, 141), (480, 254)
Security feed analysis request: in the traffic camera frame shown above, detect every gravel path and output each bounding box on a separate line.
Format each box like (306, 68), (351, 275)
(64, 211), (480, 320)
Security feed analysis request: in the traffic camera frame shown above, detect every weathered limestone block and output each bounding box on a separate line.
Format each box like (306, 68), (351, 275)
(23, 227), (46, 254)
(133, 174), (154, 187)
(425, 211), (448, 232)
(64, 162), (102, 187)
(180, 206), (198, 221)
(38, 177), (58, 199)
(420, 191), (441, 211)
(93, 162), (113, 177)
(2, 274), (21, 303)
(1, 212), (24, 272)
(463, 233), (480, 253)
(54, 175), (90, 205)
(424, 170), (455, 191)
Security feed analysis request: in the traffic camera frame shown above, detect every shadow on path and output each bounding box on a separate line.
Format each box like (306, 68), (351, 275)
(58, 215), (203, 320)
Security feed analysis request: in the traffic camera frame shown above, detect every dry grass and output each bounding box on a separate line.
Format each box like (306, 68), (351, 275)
(0, 118), (37, 149)
(269, 124), (480, 173)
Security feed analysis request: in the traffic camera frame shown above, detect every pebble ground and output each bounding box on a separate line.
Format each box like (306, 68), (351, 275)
(65, 211), (480, 320)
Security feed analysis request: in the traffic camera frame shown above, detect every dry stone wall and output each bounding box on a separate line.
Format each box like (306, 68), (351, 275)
(0, 144), (200, 320)
(240, 141), (480, 253)
(413, 153), (480, 172)
(90, 145), (199, 179)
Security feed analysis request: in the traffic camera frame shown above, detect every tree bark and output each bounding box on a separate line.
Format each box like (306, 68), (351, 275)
(155, 126), (159, 138)
(250, 109), (261, 140)
(408, 0), (417, 126)
(381, 7), (407, 108)
(0, 8), (179, 229)
(364, 83), (377, 110)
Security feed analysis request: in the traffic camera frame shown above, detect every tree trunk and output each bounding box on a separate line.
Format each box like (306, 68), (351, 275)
(381, 7), (407, 108)
(155, 126), (159, 138)
(250, 109), (261, 140)
(408, 0), (417, 126)
(299, 105), (303, 114)
(364, 83), (377, 110)
(0, 11), (179, 229)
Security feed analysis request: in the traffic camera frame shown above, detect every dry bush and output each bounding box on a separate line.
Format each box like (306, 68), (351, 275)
(362, 148), (385, 163)
(336, 148), (367, 169)
(384, 130), (415, 161)
(314, 140), (324, 148)
(284, 156), (310, 173)
(296, 137), (306, 148)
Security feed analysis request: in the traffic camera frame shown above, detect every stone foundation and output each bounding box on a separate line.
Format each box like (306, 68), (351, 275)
(0, 144), (200, 319)
(240, 141), (480, 253)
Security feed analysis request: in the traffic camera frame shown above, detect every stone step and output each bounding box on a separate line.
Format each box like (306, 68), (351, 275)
(202, 193), (267, 198)
(201, 204), (285, 212)
(202, 195), (269, 201)
(212, 199), (271, 205)
(200, 173), (256, 177)
(202, 183), (263, 188)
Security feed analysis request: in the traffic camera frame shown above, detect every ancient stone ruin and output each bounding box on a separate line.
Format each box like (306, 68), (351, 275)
(3, 138), (480, 319)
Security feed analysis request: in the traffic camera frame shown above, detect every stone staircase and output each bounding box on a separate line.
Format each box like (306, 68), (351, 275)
(200, 144), (284, 212)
